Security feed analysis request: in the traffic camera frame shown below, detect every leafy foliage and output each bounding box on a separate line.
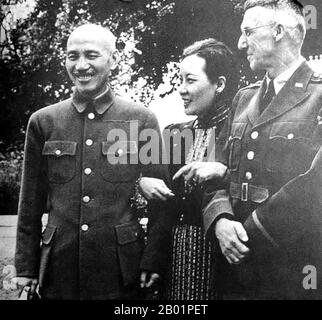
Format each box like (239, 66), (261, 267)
(0, 0), (246, 151)
(0, 147), (23, 214)
(1, 0), (321, 213)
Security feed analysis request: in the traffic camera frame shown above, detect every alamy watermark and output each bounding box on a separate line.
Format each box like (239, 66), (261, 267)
(104, 123), (216, 165)
(303, 265), (317, 290)
(304, 5), (318, 30)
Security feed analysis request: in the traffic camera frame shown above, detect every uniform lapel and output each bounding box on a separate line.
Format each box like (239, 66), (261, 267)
(245, 82), (265, 126)
(252, 62), (312, 129)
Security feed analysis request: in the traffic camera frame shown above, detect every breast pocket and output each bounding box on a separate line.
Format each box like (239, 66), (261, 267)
(228, 122), (247, 172)
(100, 140), (139, 182)
(263, 121), (315, 174)
(42, 141), (77, 184)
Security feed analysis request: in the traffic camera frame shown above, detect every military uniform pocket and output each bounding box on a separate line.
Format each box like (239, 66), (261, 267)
(115, 222), (145, 286)
(228, 123), (247, 172)
(42, 141), (77, 184)
(264, 121), (315, 174)
(39, 224), (56, 289)
(100, 140), (139, 182)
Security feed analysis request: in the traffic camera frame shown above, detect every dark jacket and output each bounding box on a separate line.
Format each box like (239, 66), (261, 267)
(203, 62), (322, 299)
(15, 88), (169, 299)
(164, 118), (227, 226)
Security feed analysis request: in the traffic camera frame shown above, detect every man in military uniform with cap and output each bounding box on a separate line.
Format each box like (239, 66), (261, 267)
(13, 24), (170, 299)
(203, 0), (322, 299)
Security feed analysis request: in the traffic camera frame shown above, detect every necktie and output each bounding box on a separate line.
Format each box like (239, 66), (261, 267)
(259, 79), (275, 114)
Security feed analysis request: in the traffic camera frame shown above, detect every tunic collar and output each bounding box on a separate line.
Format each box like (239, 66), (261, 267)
(265, 56), (306, 95)
(194, 103), (230, 129)
(72, 85), (114, 115)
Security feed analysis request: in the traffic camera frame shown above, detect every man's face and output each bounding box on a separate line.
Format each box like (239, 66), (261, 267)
(66, 31), (116, 98)
(238, 7), (276, 72)
(179, 54), (218, 118)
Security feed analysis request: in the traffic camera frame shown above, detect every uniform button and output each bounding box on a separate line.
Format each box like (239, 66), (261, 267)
(251, 131), (259, 140)
(115, 148), (123, 157)
(82, 196), (90, 203)
(287, 133), (294, 140)
(318, 116), (322, 125)
(55, 149), (61, 156)
(81, 224), (89, 232)
(245, 171), (252, 180)
(139, 217), (149, 225)
(84, 168), (92, 175)
(88, 113), (95, 120)
(247, 151), (255, 160)
(86, 139), (93, 146)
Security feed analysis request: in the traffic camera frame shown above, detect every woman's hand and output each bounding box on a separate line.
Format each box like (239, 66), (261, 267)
(172, 161), (227, 185)
(139, 177), (175, 201)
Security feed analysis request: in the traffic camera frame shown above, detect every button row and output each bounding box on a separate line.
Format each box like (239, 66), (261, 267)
(250, 131), (295, 140)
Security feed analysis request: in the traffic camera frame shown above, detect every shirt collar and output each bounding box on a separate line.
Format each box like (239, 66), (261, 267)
(72, 85), (114, 115)
(265, 56), (306, 95)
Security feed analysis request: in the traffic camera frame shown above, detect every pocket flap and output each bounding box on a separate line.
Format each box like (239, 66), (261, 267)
(269, 121), (314, 140)
(115, 222), (140, 245)
(102, 140), (138, 156)
(230, 122), (247, 139)
(42, 141), (77, 156)
(41, 224), (56, 245)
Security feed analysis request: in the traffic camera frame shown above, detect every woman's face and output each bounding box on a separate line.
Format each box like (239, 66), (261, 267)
(179, 54), (218, 117)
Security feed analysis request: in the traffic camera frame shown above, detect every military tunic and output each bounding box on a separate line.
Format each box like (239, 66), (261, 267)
(203, 62), (322, 299)
(15, 88), (168, 299)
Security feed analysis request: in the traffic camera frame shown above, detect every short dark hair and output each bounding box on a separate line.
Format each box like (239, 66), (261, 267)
(182, 38), (236, 84)
(182, 38), (238, 104)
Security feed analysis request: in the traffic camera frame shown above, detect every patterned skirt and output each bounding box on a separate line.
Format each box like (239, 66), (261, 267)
(167, 224), (214, 300)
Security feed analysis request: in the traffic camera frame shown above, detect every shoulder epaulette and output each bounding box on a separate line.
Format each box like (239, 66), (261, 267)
(311, 72), (322, 83)
(240, 80), (262, 91)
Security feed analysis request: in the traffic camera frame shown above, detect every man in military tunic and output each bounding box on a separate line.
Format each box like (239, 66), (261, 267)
(13, 24), (169, 299)
(203, 0), (322, 299)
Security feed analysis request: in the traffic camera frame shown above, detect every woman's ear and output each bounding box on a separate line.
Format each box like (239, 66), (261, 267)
(216, 76), (226, 94)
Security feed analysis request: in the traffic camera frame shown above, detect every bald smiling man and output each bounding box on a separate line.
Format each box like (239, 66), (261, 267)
(14, 24), (170, 300)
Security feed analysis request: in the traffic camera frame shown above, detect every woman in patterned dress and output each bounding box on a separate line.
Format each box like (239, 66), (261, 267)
(139, 38), (238, 299)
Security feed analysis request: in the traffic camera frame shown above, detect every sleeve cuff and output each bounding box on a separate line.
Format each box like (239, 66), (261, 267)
(244, 210), (279, 250)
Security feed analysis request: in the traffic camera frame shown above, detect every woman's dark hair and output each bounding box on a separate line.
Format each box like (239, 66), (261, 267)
(182, 38), (238, 103)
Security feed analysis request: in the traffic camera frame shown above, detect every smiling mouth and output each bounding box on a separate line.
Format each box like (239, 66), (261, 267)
(74, 74), (94, 82)
(182, 99), (191, 107)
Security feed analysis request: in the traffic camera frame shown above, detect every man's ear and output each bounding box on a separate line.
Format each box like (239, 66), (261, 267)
(110, 49), (120, 71)
(273, 24), (285, 42)
(216, 76), (226, 94)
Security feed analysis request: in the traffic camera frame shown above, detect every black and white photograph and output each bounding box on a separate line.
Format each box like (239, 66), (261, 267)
(1, 0), (322, 307)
